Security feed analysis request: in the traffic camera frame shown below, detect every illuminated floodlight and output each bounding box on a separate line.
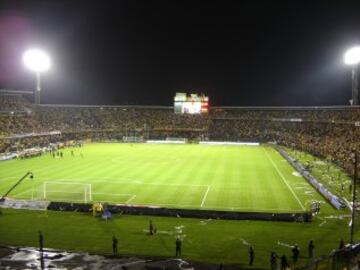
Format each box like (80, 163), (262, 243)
(23, 49), (51, 104)
(344, 46), (360, 65)
(23, 49), (51, 72)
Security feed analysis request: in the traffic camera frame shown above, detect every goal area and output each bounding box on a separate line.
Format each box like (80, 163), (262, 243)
(39, 181), (92, 203)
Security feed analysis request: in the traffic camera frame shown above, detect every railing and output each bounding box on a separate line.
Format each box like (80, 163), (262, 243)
(296, 242), (360, 270)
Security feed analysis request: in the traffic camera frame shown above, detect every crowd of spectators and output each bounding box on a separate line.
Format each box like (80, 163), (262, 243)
(33, 106), (209, 132)
(209, 119), (357, 172)
(211, 107), (360, 122)
(0, 93), (32, 112)
(0, 92), (359, 174)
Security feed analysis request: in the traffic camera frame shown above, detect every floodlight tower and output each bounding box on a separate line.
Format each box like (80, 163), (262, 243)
(344, 46), (360, 105)
(23, 49), (51, 104)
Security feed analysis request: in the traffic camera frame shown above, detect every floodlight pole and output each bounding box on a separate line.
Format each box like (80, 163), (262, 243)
(351, 151), (358, 244)
(352, 65), (359, 105)
(351, 64), (359, 106)
(35, 72), (41, 105)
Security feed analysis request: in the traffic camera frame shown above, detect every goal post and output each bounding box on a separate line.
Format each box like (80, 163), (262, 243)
(39, 181), (92, 203)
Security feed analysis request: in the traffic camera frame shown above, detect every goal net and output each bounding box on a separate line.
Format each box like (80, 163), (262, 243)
(39, 181), (92, 203)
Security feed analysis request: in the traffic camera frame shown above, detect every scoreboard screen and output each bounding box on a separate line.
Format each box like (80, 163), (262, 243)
(174, 93), (209, 114)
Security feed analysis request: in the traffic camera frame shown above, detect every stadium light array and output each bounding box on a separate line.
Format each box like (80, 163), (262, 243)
(344, 46), (360, 65)
(23, 49), (51, 104)
(23, 49), (51, 72)
(344, 46), (360, 106)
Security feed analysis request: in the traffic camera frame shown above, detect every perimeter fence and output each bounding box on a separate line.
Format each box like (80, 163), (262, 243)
(296, 242), (360, 270)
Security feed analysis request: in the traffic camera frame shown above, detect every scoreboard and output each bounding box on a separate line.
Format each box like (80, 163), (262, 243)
(174, 92), (209, 114)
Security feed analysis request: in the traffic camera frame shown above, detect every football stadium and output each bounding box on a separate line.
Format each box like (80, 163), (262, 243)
(0, 91), (359, 269)
(2, 1), (360, 269)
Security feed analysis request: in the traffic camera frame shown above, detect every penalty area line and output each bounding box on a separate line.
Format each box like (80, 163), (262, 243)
(42, 178), (208, 188)
(200, 186), (211, 207)
(263, 148), (306, 211)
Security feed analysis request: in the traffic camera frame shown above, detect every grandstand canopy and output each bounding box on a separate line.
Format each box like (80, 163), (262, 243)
(0, 89), (33, 95)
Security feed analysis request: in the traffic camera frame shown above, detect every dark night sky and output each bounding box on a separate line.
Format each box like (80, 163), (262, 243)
(1, 0), (360, 106)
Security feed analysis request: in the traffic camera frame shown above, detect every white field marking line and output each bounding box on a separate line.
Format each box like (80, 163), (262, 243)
(101, 200), (131, 204)
(12, 189), (32, 197)
(92, 192), (136, 204)
(201, 205), (301, 212)
(45, 191), (88, 194)
(44, 181), (91, 185)
(15, 179), (299, 212)
(119, 202), (202, 208)
(38, 178), (209, 205)
(9, 193), (302, 212)
(43, 178), (208, 188)
(44, 195), (132, 204)
(0, 176), (19, 183)
(263, 148), (306, 211)
(48, 198), (88, 203)
(11, 194), (300, 212)
(92, 192), (133, 196)
(5, 181), (299, 212)
(9, 188), (298, 212)
(126, 195), (137, 204)
(200, 186), (211, 207)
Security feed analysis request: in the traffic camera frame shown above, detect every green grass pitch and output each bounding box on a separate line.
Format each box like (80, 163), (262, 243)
(0, 143), (354, 267)
(0, 143), (327, 212)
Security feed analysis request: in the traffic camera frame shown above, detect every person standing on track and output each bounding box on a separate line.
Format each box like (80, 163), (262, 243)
(175, 237), (182, 257)
(249, 246), (254, 266)
(339, 239), (345, 249)
(38, 231), (44, 252)
(292, 244), (300, 264)
(280, 255), (288, 270)
(270, 252), (277, 270)
(308, 240), (314, 258)
(112, 235), (118, 255)
(149, 220), (154, 235)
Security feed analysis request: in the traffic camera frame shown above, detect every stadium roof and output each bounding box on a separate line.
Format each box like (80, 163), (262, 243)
(37, 103), (360, 110)
(0, 89), (33, 95)
(212, 105), (360, 110)
(37, 104), (173, 109)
